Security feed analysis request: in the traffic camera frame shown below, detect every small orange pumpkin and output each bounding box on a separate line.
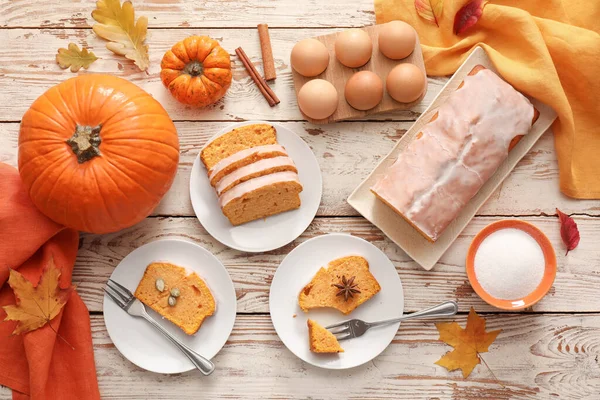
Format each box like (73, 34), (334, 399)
(160, 36), (233, 107)
(18, 74), (179, 234)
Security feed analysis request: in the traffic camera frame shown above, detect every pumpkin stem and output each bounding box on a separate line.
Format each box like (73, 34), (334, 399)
(184, 60), (204, 77)
(66, 124), (102, 163)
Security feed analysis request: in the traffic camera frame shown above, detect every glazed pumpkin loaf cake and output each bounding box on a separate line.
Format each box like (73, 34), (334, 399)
(371, 66), (540, 242)
(219, 171), (302, 225)
(135, 262), (216, 335)
(208, 144), (288, 186)
(201, 123), (278, 169)
(299, 256), (381, 315)
(215, 156), (297, 195)
(201, 123), (303, 226)
(307, 319), (344, 353)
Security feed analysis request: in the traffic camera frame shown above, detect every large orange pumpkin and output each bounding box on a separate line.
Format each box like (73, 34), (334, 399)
(160, 35), (232, 107)
(18, 74), (179, 234)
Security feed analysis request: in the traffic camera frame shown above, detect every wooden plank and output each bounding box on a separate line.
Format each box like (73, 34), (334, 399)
(3, 313), (595, 399)
(2, 121), (599, 217)
(0, 28), (444, 122)
(0, 0), (376, 28)
(64, 216), (599, 313)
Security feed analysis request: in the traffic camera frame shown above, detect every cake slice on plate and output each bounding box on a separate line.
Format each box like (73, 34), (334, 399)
(134, 262), (216, 335)
(201, 123), (279, 169)
(134, 262), (187, 306)
(215, 156), (298, 195)
(299, 256), (381, 315)
(307, 319), (344, 353)
(200, 123), (303, 226)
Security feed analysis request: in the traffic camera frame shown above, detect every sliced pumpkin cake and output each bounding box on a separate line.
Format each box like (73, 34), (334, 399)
(208, 144), (288, 186)
(134, 262), (187, 306)
(200, 123), (303, 226)
(200, 123), (278, 169)
(307, 319), (344, 353)
(135, 262), (216, 335)
(299, 256), (381, 315)
(150, 272), (216, 335)
(215, 156), (298, 195)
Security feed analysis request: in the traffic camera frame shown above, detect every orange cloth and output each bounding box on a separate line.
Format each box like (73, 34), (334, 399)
(375, 0), (600, 198)
(0, 163), (100, 400)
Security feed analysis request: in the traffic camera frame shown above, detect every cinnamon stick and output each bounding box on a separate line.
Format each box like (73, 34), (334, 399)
(257, 24), (276, 81)
(235, 47), (280, 107)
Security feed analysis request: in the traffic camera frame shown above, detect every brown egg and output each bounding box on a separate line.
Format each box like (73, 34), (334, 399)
(344, 71), (384, 111)
(291, 39), (330, 77)
(297, 79), (338, 120)
(378, 21), (416, 60)
(386, 63), (426, 103)
(335, 29), (373, 68)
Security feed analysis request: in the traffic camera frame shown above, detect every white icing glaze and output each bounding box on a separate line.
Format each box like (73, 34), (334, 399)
(219, 171), (301, 208)
(215, 156), (297, 195)
(208, 144), (287, 182)
(372, 69), (534, 240)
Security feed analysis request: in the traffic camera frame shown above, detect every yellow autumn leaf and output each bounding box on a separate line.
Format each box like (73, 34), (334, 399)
(435, 307), (501, 378)
(56, 43), (99, 73)
(92, 0), (149, 71)
(414, 0), (444, 27)
(2, 257), (74, 335)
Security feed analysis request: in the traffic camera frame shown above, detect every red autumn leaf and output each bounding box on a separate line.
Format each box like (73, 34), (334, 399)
(556, 208), (580, 255)
(454, 0), (488, 35)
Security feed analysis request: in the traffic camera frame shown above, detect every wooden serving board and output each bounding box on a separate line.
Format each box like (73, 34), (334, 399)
(347, 46), (558, 271)
(291, 25), (427, 124)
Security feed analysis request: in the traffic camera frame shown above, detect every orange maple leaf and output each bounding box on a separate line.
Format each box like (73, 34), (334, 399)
(435, 307), (501, 378)
(2, 257), (74, 335)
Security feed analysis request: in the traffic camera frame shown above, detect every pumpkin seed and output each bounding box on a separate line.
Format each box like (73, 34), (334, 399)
(155, 278), (165, 292)
(170, 287), (180, 298)
(168, 296), (177, 307)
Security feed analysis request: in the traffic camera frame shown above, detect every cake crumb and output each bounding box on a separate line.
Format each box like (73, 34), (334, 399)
(292, 314), (297, 318)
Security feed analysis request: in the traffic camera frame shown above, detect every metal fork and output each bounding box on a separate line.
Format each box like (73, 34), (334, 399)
(104, 279), (215, 375)
(326, 300), (459, 341)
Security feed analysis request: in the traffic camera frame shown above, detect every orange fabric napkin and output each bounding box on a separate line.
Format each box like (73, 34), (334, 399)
(375, 0), (600, 198)
(0, 163), (100, 400)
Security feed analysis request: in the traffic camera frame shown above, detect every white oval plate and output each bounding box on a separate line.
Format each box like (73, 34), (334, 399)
(270, 233), (404, 369)
(190, 121), (322, 252)
(103, 239), (237, 374)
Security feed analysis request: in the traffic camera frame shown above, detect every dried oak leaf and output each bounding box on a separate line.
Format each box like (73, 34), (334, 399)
(2, 257), (74, 335)
(556, 208), (580, 255)
(56, 43), (99, 72)
(454, 0), (488, 35)
(92, 0), (149, 71)
(414, 0), (444, 27)
(435, 307), (500, 378)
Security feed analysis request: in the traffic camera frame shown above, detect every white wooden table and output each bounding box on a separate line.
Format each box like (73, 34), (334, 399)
(1, 1), (600, 398)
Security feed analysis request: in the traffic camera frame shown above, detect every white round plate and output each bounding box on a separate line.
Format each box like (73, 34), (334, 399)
(190, 121), (322, 252)
(103, 239), (237, 374)
(270, 233), (404, 369)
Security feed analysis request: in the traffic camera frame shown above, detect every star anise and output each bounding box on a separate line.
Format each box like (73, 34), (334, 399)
(333, 275), (361, 302)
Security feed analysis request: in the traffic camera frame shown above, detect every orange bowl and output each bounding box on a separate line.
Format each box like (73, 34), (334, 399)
(466, 220), (556, 310)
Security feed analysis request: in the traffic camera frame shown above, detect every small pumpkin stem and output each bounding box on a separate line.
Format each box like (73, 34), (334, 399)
(185, 60), (204, 77)
(66, 124), (102, 163)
